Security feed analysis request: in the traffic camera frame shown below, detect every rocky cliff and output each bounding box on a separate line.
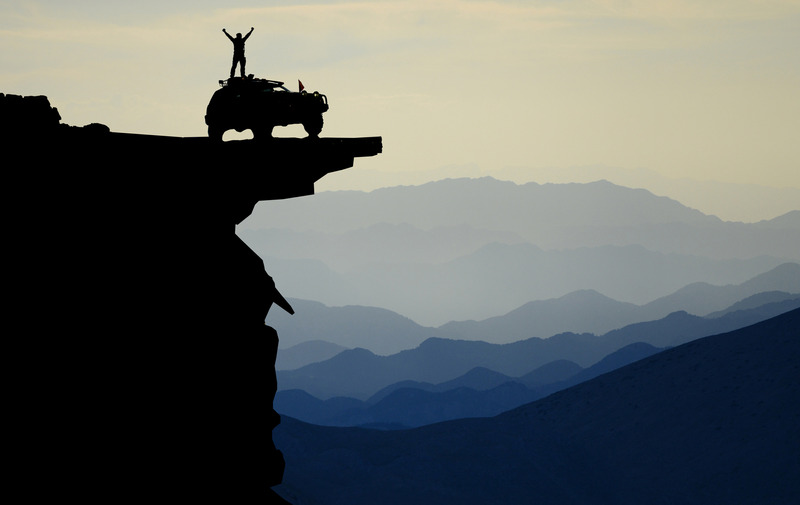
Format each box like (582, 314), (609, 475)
(3, 92), (380, 503)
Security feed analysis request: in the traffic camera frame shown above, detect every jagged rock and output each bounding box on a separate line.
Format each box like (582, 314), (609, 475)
(0, 93), (61, 134)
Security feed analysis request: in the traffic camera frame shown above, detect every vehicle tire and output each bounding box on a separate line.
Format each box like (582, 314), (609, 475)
(208, 125), (225, 142)
(303, 114), (323, 137)
(252, 125), (274, 140)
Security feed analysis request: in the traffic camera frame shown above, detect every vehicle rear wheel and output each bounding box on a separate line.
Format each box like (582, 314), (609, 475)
(208, 125), (225, 142)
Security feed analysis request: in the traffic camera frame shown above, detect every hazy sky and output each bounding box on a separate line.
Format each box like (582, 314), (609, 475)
(2, 1), (799, 215)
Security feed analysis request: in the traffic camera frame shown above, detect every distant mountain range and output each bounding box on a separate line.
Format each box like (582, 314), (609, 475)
(241, 178), (799, 325)
(275, 340), (349, 371)
(274, 297), (798, 428)
(242, 178), (798, 244)
(488, 165), (800, 223)
(439, 265), (800, 343)
(316, 163), (800, 223)
(276, 295), (800, 402)
(269, 265), (799, 359)
(273, 308), (800, 505)
(270, 299), (439, 357)
(274, 342), (661, 429)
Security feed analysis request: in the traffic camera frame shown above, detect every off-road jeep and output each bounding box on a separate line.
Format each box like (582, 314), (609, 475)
(205, 76), (328, 141)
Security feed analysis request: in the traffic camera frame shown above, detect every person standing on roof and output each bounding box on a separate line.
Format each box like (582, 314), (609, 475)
(223, 27), (254, 78)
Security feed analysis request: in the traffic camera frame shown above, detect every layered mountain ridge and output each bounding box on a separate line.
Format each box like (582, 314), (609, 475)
(274, 308), (800, 504)
(240, 177), (799, 325)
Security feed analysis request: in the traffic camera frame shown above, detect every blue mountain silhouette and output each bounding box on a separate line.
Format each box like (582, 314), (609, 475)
(274, 307), (800, 504)
(277, 295), (800, 401)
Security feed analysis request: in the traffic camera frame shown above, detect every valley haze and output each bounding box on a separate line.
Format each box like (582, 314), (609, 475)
(241, 177), (799, 326)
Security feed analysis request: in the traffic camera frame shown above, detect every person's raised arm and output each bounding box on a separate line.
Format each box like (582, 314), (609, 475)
(222, 28), (234, 42)
(243, 27), (254, 41)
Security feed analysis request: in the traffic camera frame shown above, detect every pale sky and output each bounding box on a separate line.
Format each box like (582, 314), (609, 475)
(2, 1), (799, 219)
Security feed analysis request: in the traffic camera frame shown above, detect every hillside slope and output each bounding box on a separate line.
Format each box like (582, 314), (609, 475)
(274, 308), (800, 505)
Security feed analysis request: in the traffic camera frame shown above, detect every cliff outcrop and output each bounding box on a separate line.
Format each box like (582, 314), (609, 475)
(3, 92), (379, 503)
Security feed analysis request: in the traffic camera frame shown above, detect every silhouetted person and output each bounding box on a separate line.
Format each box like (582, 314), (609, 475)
(223, 27), (254, 78)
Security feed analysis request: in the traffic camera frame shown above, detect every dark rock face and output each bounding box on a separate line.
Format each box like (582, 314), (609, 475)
(3, 93), (379, 502)
(1, 92), (62, 131)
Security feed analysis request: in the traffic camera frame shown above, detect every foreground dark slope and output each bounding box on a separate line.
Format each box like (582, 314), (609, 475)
(274, 308), (800, 505)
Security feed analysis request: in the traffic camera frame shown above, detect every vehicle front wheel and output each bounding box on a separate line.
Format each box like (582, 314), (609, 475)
(303, 114), (323, 137)
(252, 125), (274, 140)
(208, 125), (225, 142)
